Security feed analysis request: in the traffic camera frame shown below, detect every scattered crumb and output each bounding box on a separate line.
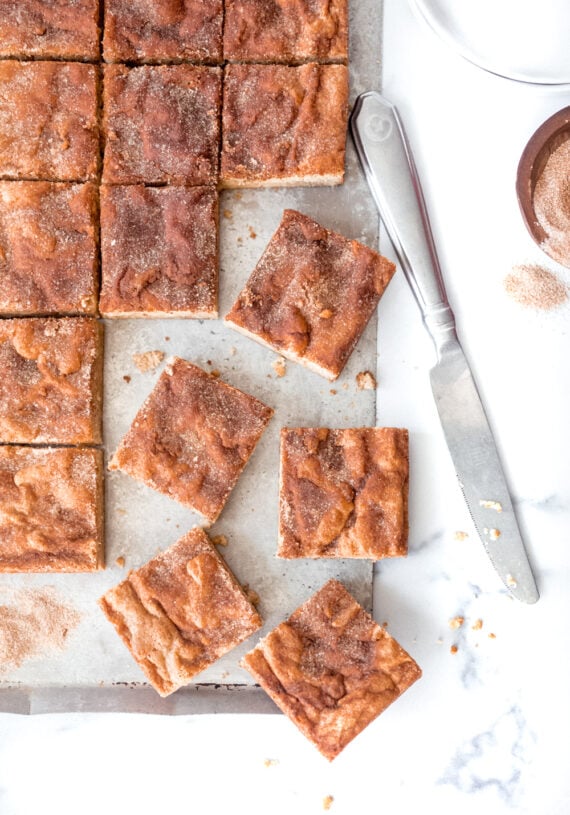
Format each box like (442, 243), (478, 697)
(488, 632), (496, 639)
(210, 369), (220, 378)
(381, 621), (388, 628)
(122, 374), (131, 384)
(454, 530), (469, 541)
(132, 350), (165, 373)
(0, 588), (81, 673)
(329, 388), (337, 395)
(342, 383), (349, 390)
(248, 226), (257, 239)
(272, 357), (286, 377)
(164, 336), (170, 342)
(319, 308), (333, 319)
(323, 796), (334, 811)
(504, 264), (568, 310)
(506, 574), (517, 588)
(450, 645), (458, 654)
(206, 360), (212, 365)
(223, 209), (233, 219)
(237, 236), (243, 244)
(472, 619), (483, 631)
(235, 192), (243, 200)
(229, 346), (237, 356)
(449, 616), (465, 630)
(115, 556), (125, 568)
(479, 499), (503, 512)
(264, 759), (279, 768)
(212, 534), (228, 547)
(242, 585), (260, 606)
(356, 370), (376, 390)
(489, 528), (501, 540)
(116, 508), (127, 516)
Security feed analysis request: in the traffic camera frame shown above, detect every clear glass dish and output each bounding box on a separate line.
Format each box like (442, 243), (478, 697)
(410, 0), (570, 85)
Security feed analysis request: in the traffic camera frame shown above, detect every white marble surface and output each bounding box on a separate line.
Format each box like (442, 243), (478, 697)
(1, 3), (570, 813)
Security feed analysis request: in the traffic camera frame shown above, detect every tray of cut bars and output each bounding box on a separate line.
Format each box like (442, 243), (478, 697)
(0, 0), (422, 760)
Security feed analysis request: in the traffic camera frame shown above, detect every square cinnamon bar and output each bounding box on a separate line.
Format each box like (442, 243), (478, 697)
(0, 447), (104, 572)
(220, 63), (348, 188)
(223, 0), (348, 64)
(0, 61), (99, 181)
(279, 427), (409, 559)
(102, 64), (221, 185)
(0, 317), (103, 444)
(225, 210), (396, 380)
(103, 0), (223, 64)
(100, 527), (262, 696)
(242, 579), (421, 760)
(0, 0), (100, 60)
(0, 182), (98, 315)
(110, 358), (273, 523)
(99, 185), (218, 318)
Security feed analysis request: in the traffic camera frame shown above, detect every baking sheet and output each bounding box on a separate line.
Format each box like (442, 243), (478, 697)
(0, 0), (384, 712)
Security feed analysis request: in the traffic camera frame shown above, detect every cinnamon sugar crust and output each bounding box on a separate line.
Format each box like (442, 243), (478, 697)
(103, 0), (223, 64)
(0, 447), (103, 572)
(0, 0), (100, 60)
(100, 527), (262, 696)
(220, 63), (348, 188)
(109, 357), (273, 523)
(0, 181), (98, 315)
(0, 317), (103, 444)
(242, 579), (421, 760)
(102, 64), (221, 185)
(279, 427), (409, 559)
(0, 61), (99, 181)
(225, 210), (396, 380)
(99, 185), (218, 317)
(223, 0), (348, 63)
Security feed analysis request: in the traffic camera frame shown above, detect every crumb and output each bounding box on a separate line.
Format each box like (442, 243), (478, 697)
(223, 209), (233, 219)
(123, 375), (131, 383)
(329, 388), (337, 395)
(115, 556), (125, 568)
(116, 508), (127, 515)
(479, 499), (503, 512)
(206, 360), (212, 365)
(211, 534), (228, 547)
(381, 621), (388, 628)
(342, 383), (349, 390)
(472, 619), (483, 631)
(235, 192), (243, 200)
(506, 574), (517, 588)
(264, 759), (279, 767)
(449, 616), (465, 630)
(229, 346), (237, 356)
(323, 796), (334, 811)
(454, 530), (468, 541)
(450, 645), (458, 654)
(210, 369), (220, 378)
(272, 357), (286, 377)
(237, 236), (243, 244)
(356, 370), (376, 390)
(488, 632), (496, 639)
(242, 584), (260, 606)
(248, 226), (257, 239)
(132, 350), (165, 373)
(164, 336), (170, 341)
(489, 528), (501, 540)
(319, 308), (333, 319)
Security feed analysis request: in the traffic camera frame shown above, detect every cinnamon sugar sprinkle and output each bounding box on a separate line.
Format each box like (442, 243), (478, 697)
(0, 588), (80, 673)
(504, 264), (568, 310)
(533, 138), (570, 267)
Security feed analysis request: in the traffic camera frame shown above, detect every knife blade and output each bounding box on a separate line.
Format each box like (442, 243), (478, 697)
(350, 91), (539, 603)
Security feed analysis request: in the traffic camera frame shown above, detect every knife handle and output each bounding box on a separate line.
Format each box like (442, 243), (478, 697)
(350, 92), (457, 358)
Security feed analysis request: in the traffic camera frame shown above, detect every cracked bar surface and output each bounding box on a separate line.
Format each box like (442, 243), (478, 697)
(0, 447), (103, 572)
(100, 527), (262, 696)
(103, 0), (223, 64)
(0, 317), (103, 444)
(0, 0), (100, 60)
(109, 357), (273, 523)
(242, 579), (421, 760)
(0, 181), (98, 315)
(225, 209), (396, 380)
(102, 64), (221, 185)
(0, 61), (98, 181)
(99, 185), (218, 318)
(220, 63), (348, 188)
(279, 427), (409, 559)
(224, 0), (348, 63)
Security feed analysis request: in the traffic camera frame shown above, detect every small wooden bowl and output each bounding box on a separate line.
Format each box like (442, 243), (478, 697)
(516, 106), (570, 252)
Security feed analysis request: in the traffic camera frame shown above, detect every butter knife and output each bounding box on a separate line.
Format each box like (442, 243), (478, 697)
(350, 91), (539, 604)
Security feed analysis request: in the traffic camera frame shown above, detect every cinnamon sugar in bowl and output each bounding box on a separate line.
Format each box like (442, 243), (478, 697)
(517, 106), (570, 268)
